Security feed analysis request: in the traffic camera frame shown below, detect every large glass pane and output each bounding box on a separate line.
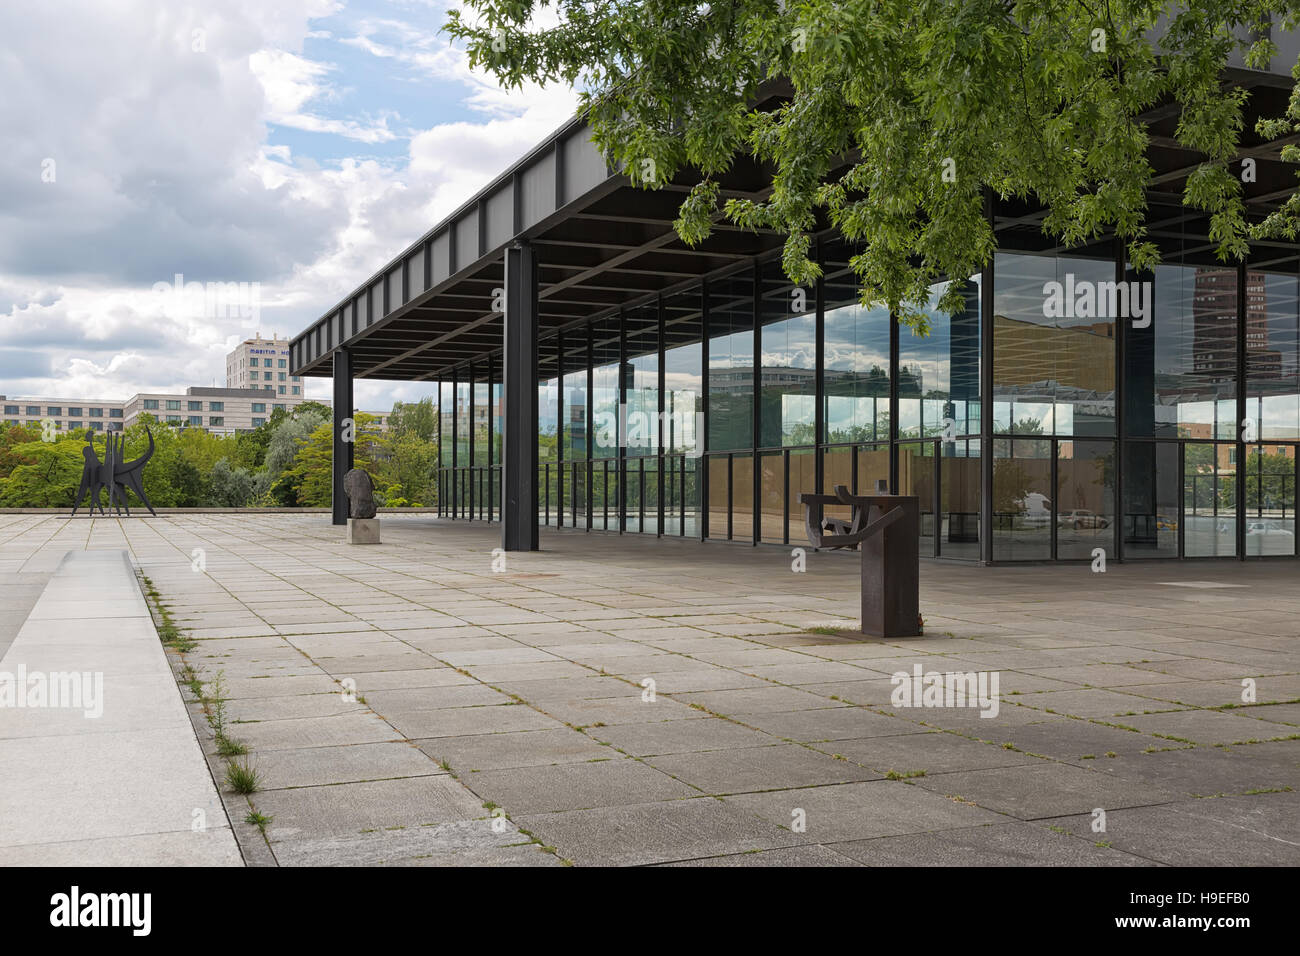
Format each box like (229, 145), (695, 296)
(759, 258), (816, 447)
(455, 380), (470, 468)
(625, 457), (644, 533)
(708, 269), (755, 452)
(473, 379), (489, 467)
(1126, 224), (1237, 440)
(820, 445), (855, 531)
(562, 333), (588, 462)
(994, 251), (1115, 437)
(904, 275), (983, 439)
(732, 453), (754, 542)
(561, 330), (588, 525)
(706, 455), (729, 539)
(539, 336), (559, 468)
(664, 287), (703, 457)
(1124, 441), (1180, 557)
(591, 315), (620, 461)
(684, 457), (701, 537)
(993, 438), (1053, 560)
(592, 457), (617, 530)
(625, 306), (660, 459)
(787, 448), (816, 544)
(759, 451), (785, 542)
(1184, 443), (1237, 556)
(941, 439), (981, 559)
(1248, 263), (1300, 441)
(1057, 440), (1115, 560)
(899, 441), (936, 556)
(1244, 444), (1297, 556)
(439, 381), (453, 468)
(823, 244), (891, 444)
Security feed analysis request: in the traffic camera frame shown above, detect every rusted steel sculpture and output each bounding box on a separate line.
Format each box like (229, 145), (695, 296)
(799, 485), (920, 638)
(72, 428), (157, 517)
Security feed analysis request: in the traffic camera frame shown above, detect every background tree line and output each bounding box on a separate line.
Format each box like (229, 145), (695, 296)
(0, 398), (440, 509)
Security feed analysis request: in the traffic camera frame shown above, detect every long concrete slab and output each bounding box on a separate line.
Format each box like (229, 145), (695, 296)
(0, 550), (242, 865)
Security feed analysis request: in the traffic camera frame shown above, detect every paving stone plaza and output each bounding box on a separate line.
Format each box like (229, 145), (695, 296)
(1, 512), (1296, 866)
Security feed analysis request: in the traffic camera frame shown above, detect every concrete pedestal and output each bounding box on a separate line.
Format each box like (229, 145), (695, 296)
(348, 517), (380, 544)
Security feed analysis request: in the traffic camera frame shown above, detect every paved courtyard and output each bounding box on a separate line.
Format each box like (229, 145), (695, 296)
(1, 512), (1297, 866)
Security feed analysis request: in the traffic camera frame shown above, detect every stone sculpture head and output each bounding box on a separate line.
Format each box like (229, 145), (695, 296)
(343, 468), (377, 519)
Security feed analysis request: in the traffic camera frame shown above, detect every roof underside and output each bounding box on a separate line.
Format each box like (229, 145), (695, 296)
(292, 68), (1300, 383)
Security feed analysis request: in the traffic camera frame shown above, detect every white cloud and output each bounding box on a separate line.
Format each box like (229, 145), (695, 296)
(0, 0), (581, 409)
(249, 49), (397, 143)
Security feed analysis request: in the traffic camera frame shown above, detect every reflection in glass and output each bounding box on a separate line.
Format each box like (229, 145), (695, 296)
(823, 245), (890, 443)
(992, 438), (1053, 560)
(1244, 444), (1297, 556)
(708, 270), (755, 452)
(1056, 440), (1115, 560)
(994, 252), (1114, 437)
(941, 440), (981, 559)
(1248, 267), (1300, 441)
(1184, 443), (1237, 557)
(759, 258), (816, 447)
(903, 277), (982, 439)
(1126, 256), (1237, 440)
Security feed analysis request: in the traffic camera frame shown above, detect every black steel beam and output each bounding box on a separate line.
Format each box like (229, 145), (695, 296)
(502, 242), (540, 551)
(331, 347), (354, 525)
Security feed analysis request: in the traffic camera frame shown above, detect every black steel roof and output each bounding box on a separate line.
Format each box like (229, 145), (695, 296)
(292, 44), (1300, 383)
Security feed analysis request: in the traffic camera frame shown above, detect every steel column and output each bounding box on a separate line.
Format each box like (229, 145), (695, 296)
(502, 243), (539, 551)
(331, 347), (354, 526)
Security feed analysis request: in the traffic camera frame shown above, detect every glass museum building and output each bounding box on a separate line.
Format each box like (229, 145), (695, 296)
(291, 55), (1300, 565)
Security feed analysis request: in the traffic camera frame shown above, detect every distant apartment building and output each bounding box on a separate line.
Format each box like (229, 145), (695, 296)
(225, 334), (305, 398)
(1, 334), (389, 437)
(2, 388), (309, 436)
(0, 397), (126, 433)
(120, 387), (311, 435)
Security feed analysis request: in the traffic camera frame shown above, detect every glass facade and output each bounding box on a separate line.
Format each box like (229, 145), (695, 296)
(432, 227), (1300, 563)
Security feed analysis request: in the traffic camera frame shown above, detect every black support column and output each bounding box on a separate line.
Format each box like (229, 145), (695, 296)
(502, 242), (539, 551)
(331, 347), (354, 526)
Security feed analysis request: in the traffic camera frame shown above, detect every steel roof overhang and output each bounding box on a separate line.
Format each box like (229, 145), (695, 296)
(291, 56), (1300, 383)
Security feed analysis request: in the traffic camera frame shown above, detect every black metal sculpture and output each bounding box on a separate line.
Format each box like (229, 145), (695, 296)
(799, 485), (920, 638)
(344, 468), (377, 518)
(72, 428), (157, 517)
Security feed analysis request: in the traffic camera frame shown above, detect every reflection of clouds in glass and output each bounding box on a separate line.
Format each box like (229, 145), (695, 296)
(823, 342), (889, 372)
(760, 347), (816, 368)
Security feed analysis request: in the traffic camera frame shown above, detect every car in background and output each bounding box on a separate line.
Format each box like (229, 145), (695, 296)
(1246, 520), (1295, 537)
(1058, 509), (1110, 530)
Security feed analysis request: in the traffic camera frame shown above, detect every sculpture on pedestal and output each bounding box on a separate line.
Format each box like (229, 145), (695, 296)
(799, 485), (920, 638)
(72, 428), (157, 517)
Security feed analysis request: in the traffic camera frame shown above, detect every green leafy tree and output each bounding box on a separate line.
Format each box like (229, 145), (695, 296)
(208, 459), (258, 507)
(447, 0), (1300, 327)
(275, 413), (383, 506)
(379, 431), (439, 506)
(0, 435), (85, 507)
(388, 397), (438, 442)
(261, 404), (330, 498)
(0, 423), (41, 477)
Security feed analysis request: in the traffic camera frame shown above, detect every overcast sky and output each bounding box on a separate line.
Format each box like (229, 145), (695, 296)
(0, 0), (576, 410)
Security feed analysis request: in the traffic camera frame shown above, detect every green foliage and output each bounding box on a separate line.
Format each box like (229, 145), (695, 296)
(277, 412), (383, 506)
(0, 399), (441, 511)
(445, 0), (1298, 327)
(0, 434), (86, 506)
(388, 397), (438, 442)
(208, 459), (258, 507)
